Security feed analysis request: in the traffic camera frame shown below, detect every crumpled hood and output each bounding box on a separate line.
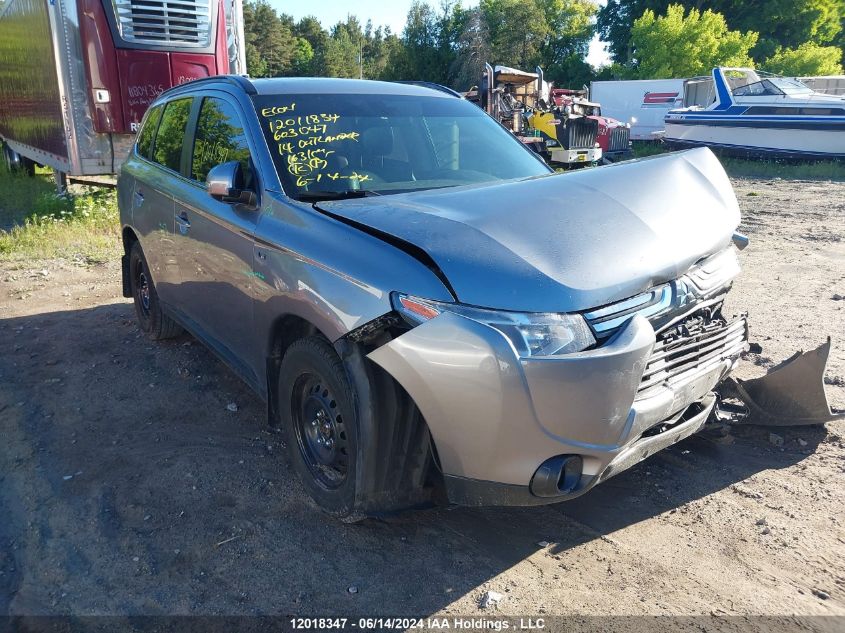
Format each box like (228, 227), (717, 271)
(317, 148), (740, 313)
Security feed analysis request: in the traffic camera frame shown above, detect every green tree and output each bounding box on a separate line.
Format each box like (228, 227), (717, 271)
(390, 1), (468, 86)
(294, 16), (329, 76)
(597, 0), (676, 63)
(481, 0), (550, 69)
(320, 18), (364, 78)
(598, 1), (843, 64)
(762, 41), (844, 75)
(625, 4), (758, 78)
(451, 7), (492, 89)
(242, 0), (296, 77)
(537, 0), (598, 87)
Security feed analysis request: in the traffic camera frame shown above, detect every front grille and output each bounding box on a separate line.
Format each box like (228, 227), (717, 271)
(608, 126), (630, 152)
(559, 117), (598, 149)
(637, 312), (747, 396)
(584, 284), (672, 341)
(582, 248), (741, 343)
(111, 0), (213, 47)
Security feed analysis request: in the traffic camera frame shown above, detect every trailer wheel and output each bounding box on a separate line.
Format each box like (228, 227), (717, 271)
(2, 145), (35, 176)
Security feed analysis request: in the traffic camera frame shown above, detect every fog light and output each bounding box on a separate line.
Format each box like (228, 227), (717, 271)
(530, 455), (583, 497)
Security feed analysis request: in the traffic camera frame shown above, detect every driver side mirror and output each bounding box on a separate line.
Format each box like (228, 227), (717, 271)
(206, 161), (256, 207)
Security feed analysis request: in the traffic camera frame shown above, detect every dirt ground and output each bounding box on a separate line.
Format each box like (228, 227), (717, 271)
(1, 177), (843, 626)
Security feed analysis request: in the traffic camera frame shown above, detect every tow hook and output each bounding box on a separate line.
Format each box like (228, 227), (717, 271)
(715, 338), (844, 426)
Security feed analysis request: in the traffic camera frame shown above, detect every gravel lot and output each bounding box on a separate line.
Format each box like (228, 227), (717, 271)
(0, 176), (843, 625)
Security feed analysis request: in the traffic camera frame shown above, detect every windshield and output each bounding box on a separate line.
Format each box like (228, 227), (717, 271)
(251, 92), (551, 199)
(768, 77), (814, 95)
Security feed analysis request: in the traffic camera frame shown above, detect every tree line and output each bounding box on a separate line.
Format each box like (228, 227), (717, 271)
(242, 0), (844, 88)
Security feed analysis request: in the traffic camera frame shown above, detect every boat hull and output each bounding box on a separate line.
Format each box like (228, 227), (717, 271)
(664, 120), (845, 160)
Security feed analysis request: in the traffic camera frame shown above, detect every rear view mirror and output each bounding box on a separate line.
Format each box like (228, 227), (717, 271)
(206, 161), (256, 206)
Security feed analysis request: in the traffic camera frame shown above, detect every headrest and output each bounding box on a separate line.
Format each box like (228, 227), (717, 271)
(362, 126), (394, 156)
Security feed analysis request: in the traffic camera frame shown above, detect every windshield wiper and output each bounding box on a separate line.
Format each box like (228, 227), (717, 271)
(294, 190), (381, 202)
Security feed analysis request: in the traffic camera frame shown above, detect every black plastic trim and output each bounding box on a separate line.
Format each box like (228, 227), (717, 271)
(159, 75), (257, 99)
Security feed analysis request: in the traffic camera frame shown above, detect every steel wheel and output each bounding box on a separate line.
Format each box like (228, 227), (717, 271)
(128, 241), (182, 340)
(292, 373), (349, 489)
(136, 270), (151, 317)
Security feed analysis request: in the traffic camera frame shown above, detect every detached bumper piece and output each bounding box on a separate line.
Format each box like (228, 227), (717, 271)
(725, 338), (844, 426)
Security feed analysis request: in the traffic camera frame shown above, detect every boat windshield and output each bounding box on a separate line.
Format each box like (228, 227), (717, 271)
(732, 79), (784, 97)
(767, 77), (814, 95)
(726, 69), (815, 97)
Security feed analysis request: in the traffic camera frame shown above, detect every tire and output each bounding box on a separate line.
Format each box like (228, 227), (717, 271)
(128, 242), (183, 340)
(279, 336), (434, 520)
(2, 145), (35, 176)
(279, 337), (361, 518)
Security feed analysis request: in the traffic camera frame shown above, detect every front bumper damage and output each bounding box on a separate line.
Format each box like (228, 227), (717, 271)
(368, 305), (842, 507)
(368, 311), (748, 507)
(723, 338), (844, 426)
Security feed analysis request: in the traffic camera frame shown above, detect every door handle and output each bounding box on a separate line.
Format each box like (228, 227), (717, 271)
(175, 211), (191, 234)
(133, 190), (144, 208)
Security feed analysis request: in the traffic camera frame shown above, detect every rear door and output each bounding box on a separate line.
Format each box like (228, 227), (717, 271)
(172, 93), (262, 387)
(130, 98), (193, 305)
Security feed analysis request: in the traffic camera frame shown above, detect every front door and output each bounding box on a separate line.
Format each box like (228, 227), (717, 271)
(173, 94), (262, 385)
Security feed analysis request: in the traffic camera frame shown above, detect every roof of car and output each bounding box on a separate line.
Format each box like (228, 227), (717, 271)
(159, 75), (459, 100)
(252, 77), (458, 97)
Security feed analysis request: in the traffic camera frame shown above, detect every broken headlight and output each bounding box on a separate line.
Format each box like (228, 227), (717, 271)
(392, 293), (596, 358)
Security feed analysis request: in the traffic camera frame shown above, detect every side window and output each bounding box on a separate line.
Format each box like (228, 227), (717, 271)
(191, 97), (254, 186)
(136, 104), (162, 159)
(151, 98), (193, 172)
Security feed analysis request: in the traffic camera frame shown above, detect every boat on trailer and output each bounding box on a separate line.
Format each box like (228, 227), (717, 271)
(664, 67), (845, 160)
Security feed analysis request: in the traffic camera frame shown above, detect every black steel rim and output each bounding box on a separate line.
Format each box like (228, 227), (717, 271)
(136, 268), (151, 315)
(292, 373), (349, 489)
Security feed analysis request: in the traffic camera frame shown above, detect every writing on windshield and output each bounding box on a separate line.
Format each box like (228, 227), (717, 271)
(259, 103), (371, 188)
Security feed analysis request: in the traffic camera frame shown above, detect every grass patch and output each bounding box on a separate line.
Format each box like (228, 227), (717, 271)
(629, 141), (845, 181)
(719, 157), (845, 181)
(631, 141), (669, 159)
(0, 165), (120, 264)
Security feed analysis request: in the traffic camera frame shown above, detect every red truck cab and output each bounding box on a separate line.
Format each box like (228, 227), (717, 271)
(551, 88), (632, 161)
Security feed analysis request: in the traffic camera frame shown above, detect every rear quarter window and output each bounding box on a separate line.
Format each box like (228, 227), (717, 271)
(151, 98), (193, 173)
(135, 104), (162, 160)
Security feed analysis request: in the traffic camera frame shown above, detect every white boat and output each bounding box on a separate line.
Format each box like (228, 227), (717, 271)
(664, 67), (845, 159)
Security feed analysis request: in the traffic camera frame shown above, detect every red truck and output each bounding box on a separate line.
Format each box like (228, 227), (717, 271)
(0, 0), (246, 187)
(551, 88), (632, 162)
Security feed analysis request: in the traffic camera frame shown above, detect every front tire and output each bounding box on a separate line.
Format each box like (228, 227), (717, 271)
(129, 242), (182, 340)
(279, 337), (359, 518)
(279, 336), (435, 520)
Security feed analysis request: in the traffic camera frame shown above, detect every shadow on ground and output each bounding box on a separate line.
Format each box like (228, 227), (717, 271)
(0, 303), (826, 616)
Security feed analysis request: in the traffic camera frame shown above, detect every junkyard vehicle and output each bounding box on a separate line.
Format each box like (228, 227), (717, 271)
(466, 64), (602, 166)
(119, 76), (841, 519)
(0, 0), (246, 188)
(550, 88), (632, 162)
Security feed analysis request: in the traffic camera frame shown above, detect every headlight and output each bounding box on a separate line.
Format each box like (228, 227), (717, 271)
(392, 293), (596, 358)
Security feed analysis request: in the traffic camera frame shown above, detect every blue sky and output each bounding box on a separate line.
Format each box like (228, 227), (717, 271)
(268, 0), (610, 67)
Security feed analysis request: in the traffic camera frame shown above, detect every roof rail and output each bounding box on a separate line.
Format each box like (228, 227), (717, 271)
(393, 81), (463, 98)
(159, 74), (257, 98)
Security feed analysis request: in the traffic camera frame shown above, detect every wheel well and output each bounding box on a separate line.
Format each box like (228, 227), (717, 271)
(265, 315), (323, 426)
(122, 226), (139, 255)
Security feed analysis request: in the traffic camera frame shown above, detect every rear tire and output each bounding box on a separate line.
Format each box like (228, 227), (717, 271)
(129, 242), (183, 340)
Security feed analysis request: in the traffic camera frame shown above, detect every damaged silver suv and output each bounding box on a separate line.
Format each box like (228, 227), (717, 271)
(118, 76), (835, 519)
